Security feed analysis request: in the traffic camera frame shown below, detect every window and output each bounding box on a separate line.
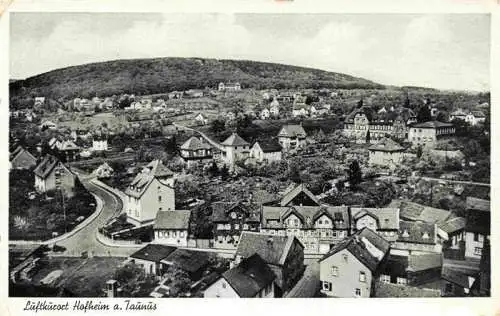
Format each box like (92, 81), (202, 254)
(324, 219), (329, 225)
(322, 281), (332, 292)
(159, 207), (162, 212)
(332, 266), (339, 276)
(359, 271), (366, 282)
(234, 224), (240, 230)
(379, 275), (390, 284)
(333, 231), (337, 237)
(180, 231), (185, 238)
(158, 195), (162, 202)
(474, 233), (479, 242)
(342, 254), (348, 262)
(355, 288), (361, 297)
(318, 220), (323, 225)
(222, 282), (226, 289)
(474, 247), (483, 256)
(243, 224), (249, 230)
(397, 277), (407, 285)
(294, 219), (299, 226)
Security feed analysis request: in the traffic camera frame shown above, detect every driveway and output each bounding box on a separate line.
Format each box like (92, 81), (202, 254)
(286, 261), (320, 298)
(54, 180), (139, 257)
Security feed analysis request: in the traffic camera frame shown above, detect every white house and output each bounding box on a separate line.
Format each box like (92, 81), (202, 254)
(194, 113), (209, 125)
(464, 197), (490, 259)
(218, 82), (241, 91)
(260, 108), (271, 120)
(277, 124), (307, 151)
(270, 99), (280, 117)
(153, 210), (191, 247)
(92, 135), (108, 151)
(249, 140), (282, 163)
(221, 133), (250, 166)
(124, 160), (175, 226)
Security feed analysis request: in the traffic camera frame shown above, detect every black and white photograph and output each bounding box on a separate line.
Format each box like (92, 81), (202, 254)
(6, 10), (492, 301)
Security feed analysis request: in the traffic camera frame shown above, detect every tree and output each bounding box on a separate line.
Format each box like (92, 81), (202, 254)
(210, 119), (226, 135)
(348, 160), (362, 189)
(417, 105), (432, 123)
(219, 164), (229, 180)
(365, 130), (371, 144)
(357, 99), (364, 108)
(436, 111), (448, 122)
(416, 145), (423, 159)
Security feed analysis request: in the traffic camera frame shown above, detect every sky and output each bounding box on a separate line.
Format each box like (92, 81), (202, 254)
(10, 13), (490, 91)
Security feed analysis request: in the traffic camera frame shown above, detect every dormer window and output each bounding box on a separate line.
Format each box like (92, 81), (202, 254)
(402, 230), (409, 238)
(422, 232), (429, 239)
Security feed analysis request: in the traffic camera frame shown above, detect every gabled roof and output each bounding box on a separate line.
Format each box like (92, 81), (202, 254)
(235, 232), (300, 266)
(10, 146), (36, 166)
(320, 227), (390, 272)
(262, 205), (350, 230)
(211, 201), (260, 223)
(397, 221), (436, 245)
(221, 254), (276, 297)
(154, 210), (191, 230)
(222, 133), (249, 147)
(161, 249), (210, 273)
(129, 244), (177, 262)
(33, 155), (66, 179)
(278, 125), (307, 138)
(438, 217), (466, 234)
(351, 208), (400, 230)
(181, 137), (211, 151)
(411, 121), (453, 128)
(125, 160), (173, 198)
(280, 183), (320, 207)
(368, 138), (405, 152)
(253, 139), (282, 153)
(388, 200), (452, 224)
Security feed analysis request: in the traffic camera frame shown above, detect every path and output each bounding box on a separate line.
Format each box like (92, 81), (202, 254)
(286, 261), (320, 298)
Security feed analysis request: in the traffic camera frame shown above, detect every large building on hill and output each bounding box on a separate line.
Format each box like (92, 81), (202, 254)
(343, 106), (417, 144)
(408, 121), (455, 148)
(180, 136), (213, 167)
(124, 160), (175, 226)
(218, 82), (241, 91)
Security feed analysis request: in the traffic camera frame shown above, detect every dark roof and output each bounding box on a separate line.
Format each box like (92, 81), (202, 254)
(125, 160), (173, 198)
(320, 227), (390, 272)
(407, 253), (442, 272)
(465, 203), (490, 235)
(154, 210), (191, 230)
(345, 106), (416, 124)
(222, 133), (249, 147)
(235, 232), (299, 266)
(222, 254), (276, 297)
(262, 205), (350, 230)
(368, 138), (405, 152)
(254, 139), (282, 153)
(466, 197), (490, 212)
(441, 267), (473, 288)
(33, 155), (65, 179)
(351, 207), (400, 230)
(438, 217), (466, 234)
(388, 200), (452, 224)
(161, 249), (211, 273)
(280, 183), (320, 206)
(211, 201), (260, 223)
(397, 221), (436, 245)
(411, 121), (453, 128)
(374, 282), (441, 298)
(180, 137), (211, 151)
(129, 244), (177, 262)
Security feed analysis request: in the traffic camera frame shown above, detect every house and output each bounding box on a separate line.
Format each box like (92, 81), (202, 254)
(34, 96), (46, 106)
(368, 138), (406, 169)
(48, 138), (80, 162)
(218, 82), (241, 92)
(277, 124), (307, 151)
(259, 108), (271, 120)
(465, 111), (486, 126)
(153, 210), (191, 247)
(204, 254), (276, 298)
(92, 134), (108, 152)
(388, 200), (452, 224)
(464, 197), (490, 259)
(350, 207), (400, 242)
(260, 204), (350, 254)
(378, 253), (442, 287)
(160, 248), (210, 280)
(279, 183), (320, 207)
(168, 91), (184, 99)
(220, 133), (250, 166)
(194, 113), (208, 125)
(449, 110), (467, 122)
(437, 217), (466, 251)
(185, 89), (204, 98)
(180, 137), (213, 167)
(249, 140), (282, 163)
(390, 221), (441, 256)
(292, 104), (309, 118)
(319, 227), (390, 298)
(10, 145), (37, 170)
(124, 160), (175, 226)
(408, 121), (455, 148)
(92, 162), (114, 178)
(33, 155), (75, 197)
(129, 244), (177, 277)
(441, 267), (476, 297)
(71, 128), (91, 141)
(269, 99), (280, 117)
(343, 106), (416, 144)
(40, 120), (57, 130)
(211, 201), (260, 249)
(234, 232), (305, 296)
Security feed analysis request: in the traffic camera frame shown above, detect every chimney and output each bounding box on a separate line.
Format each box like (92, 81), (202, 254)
(267, 236), (273, 245)
(106, 280), (118, 297)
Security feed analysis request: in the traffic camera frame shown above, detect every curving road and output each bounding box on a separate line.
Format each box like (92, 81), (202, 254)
(54, 179), (139, 257)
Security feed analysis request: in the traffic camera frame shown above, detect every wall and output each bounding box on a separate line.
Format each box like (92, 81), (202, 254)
(154, 229), (188, 247)
(204, 278), (240, 298)
(320, 248), (372, 298)
(464, 231), (485, 259)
